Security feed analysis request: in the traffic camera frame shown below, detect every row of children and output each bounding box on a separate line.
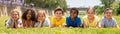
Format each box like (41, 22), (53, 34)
(5, 7), (119, 28)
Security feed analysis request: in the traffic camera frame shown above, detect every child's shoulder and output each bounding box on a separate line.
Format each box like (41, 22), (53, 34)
(111, 17), (116, 21)
(76, 16), (81, 19)
(94, 15), (99, 19)
(6, 19), (12, 23)
(94, 15), (99, 18)
(18, 19), (22, 21)
(66, 16), (70, 18)
(50, 16), (56, 19)
(82, 15), (87, 19)
(45, 17), (50, 20)
(62, 16), (66, 18)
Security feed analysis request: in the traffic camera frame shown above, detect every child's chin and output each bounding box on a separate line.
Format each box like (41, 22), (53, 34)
(106, 17), (111, 19)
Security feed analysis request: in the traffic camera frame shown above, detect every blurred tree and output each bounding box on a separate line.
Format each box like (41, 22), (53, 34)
(24, 0), (67, 10)
(94, 5), (104, 15)
(116, 2), (120, 15)
(101, 0), (115, 8)
(95, 0), (120, 15)
(110, 2), (119, 15)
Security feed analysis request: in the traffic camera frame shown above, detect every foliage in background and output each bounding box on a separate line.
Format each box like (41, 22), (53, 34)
(95, 0), (120, 15)
(24, 0), (67, 10)
(94, 5), (104, 15)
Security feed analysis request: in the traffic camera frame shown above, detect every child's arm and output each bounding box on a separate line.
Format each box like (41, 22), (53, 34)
(14, 21), (18, 28)
(9, 20), (15, 28)
(30, 21), (34, 27)
(78, 18), (82, 27)
(115, 24), (119, 28)
(82, 20), (86, 28)
(82, 18), (87, 28)
(15, 20), (22, 28)
(37, 21), (43, 28)
(114, 21), (119, 28)
(100, 18), (105, 28)
(66, 17), (70, 27)
(62, 17), (66, 27)
(101, 24), (104, 28)
(18, 20), (23, 28)
(113, 19), (119, 28)
(37, 23), (42, 28)
(96, 22), (99, 28)
(46, 18), (51, 27)
(96, 17), (100, 28)
(22, 19), (27, 28)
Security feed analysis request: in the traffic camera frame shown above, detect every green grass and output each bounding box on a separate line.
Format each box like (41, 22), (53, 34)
(0, 16), (120, 34)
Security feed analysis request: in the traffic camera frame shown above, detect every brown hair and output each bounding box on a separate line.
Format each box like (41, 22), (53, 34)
(86, 7), (95, 13)
(104, 8), (112, 13)
(54, 8), (64, 15)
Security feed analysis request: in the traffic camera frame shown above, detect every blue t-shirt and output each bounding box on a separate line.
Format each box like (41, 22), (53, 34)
(100, 16), (117, 28)
(66, 16), (82, 27)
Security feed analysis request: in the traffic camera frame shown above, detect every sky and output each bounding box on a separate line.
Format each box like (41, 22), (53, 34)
(66, 0), (101, 8)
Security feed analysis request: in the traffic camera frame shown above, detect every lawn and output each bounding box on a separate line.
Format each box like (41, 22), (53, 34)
(0, 16), (120, 34)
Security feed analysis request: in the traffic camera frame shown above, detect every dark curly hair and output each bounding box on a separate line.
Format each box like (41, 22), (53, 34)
(22, 9), (36, 21)
(70, 8), (79, 15)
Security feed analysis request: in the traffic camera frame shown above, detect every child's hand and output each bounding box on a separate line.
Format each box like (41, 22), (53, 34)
(39, 21), (43, 23)
(38, 20), (44, 23)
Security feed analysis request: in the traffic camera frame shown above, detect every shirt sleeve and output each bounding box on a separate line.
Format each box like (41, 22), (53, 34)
(46, 18), (51, 26)
(6, 19), (12, 25)
(113, 18), (117, 27)
(51, 17), (54, 25)
(76, 17), (81, 26)
(34, 22), (39, 27)
(66, 17), (70, 27)
(96, 16), (100, 22)
(100, 18), (105, 25)
(79, 18), (82, 26)
(5, 19), (12, 28)
(17, 19), (22, 25)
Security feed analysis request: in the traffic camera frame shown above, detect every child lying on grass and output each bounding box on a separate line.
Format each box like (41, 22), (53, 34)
(100, 8), (119, 28)
(5, 9), (22, 28)
(34, 10), (51, 28)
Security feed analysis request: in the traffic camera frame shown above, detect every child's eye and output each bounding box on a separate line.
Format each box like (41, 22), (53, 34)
(59, 13), (62, 14)
(105, 12), (112, 14)
(56, 13), (62, 14)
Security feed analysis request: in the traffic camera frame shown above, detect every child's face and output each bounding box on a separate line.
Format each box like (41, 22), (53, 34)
(11, 12), (19, 20)
(37, 13), (45, 22)
(87, 9), (95, 18)
(26, 11), (32, 20)
(70, 10), (77, 19)
(54, 11), (63, 19)
(105, 10), (112, 19)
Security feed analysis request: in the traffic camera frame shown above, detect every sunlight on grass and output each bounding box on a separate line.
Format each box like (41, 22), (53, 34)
(0, 16), (120, 34)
